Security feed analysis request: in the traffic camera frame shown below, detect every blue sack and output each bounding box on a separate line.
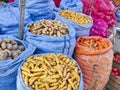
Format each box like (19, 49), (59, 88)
(0, 35), (36, 90)
(0, 3), (32, 37)
(24, 20), (76, 56)
(17, 53), (84, 90)
(116, 10), (120, 22)
(56, 12), (93, 38)
(60, 0), (83, 13)
(14, 0), (55, 21)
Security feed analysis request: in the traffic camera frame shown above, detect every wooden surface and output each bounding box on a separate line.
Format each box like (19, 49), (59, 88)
(105, 74), (120, 90)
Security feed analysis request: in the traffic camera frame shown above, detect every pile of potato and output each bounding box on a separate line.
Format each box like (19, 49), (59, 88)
(21, 54), (80, 90)
(59, 10), (92, 24)
(28, 20), (69, 37)
(0, 38), (24, 60)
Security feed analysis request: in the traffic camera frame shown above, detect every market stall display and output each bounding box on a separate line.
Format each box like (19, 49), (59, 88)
(0, 0), (118, 89)
(57, 10), (93, 38)
(17, 53), (84, 90)
(25, 20), (76, 56)
(75, 36), (113, 90)
(0, 35), (35, 90)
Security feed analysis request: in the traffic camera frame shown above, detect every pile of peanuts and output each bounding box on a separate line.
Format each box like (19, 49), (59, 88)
(60, 10), (92, 24)
(21, 54), (80, 90)
(0, 38), (24, 60)
(28, 20), (69, 37)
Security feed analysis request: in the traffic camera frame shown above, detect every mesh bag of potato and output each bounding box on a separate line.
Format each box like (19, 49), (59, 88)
(0, 35), (35, 90)
(74, 36), (113, 90)
(25, 20), (76, 56)
(56, 10), (93, 38)
(17, 53), (84, 90)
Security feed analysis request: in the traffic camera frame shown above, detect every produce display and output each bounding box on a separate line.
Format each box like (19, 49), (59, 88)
(0, 0), (116, 90)
(111, 68), (120, 77)
(0, 38), (24, 60)
(28, 20), (69, 37)
(114, 54), (120, 63)
(59, 10), (92, 24)
(21, 54), (80, 90)
(78, 37), (109, 50)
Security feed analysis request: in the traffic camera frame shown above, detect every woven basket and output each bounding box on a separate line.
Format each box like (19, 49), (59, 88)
(106, 74), (120, 90)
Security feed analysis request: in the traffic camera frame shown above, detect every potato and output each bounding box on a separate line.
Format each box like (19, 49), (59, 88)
(12, 44), (18, 50)
(1, 42), (7, 50)
(18, 45), (24, 51)
(12, 52), (19, 59)
(0, 38), (24, 60)
(0, 51), (8, 60)
(10, 39), (17, 45)
(16, 49), (22, 54)
(6, 43), (13, 50)
(4, 38), (11, 43)
(4, 49), (11, 57)
(13, 55), (18, 60)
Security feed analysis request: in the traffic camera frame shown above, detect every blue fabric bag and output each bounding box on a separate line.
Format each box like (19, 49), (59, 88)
(17, 53), (84, 90)
(0, 4), (31, 37)
(14, 0), (55, 21)
(59, 0), (83, 13)
(24, 20), (76, 56)
(0, 35), (36, 90)
(56, 12), (93, 38)
(116, 10), (120, 22)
